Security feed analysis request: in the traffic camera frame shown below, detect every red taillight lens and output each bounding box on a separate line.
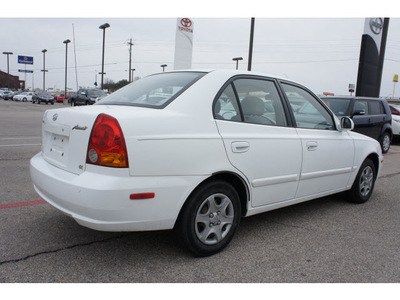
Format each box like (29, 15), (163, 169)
(86, 113), (129, 168)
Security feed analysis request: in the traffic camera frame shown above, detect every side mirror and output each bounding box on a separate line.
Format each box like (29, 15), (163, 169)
(339, 116), (354, 131)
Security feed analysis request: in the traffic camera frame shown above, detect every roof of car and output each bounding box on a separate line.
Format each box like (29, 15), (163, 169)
(153, 69), (295, 83)
(321, 96), (386, 101)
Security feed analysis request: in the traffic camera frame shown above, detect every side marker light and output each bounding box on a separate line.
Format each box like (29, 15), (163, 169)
(130, 193), (155, 200)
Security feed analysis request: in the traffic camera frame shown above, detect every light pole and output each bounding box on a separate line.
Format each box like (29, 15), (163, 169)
(128, 38), (134, 83)
(41, 49), (48, 91)
(63, 39), (71, 105)
(2, 52), (13, 74)
(99, 23), (110, 90)
(232, 57), (243, 70)
(161, 64), (167, 72)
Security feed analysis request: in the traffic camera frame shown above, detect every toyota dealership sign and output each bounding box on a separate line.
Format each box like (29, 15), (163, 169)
(174, 18), (194, 70)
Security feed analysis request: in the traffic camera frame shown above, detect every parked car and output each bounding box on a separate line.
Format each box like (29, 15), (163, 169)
(53, 93), (65, 103)
(32, 92), (55, 105)
(30, 70), (383, 256)
(321, 96), (393, 153)
(71, 88), (106, 106)
(0, 90), (14, 100)
(389, 104), (400, 138)
(13, 92), (34, 102)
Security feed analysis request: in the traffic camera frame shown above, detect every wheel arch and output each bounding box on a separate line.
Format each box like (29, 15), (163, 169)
(366, 152), (380, 177)
(380, 124), (393, 140)
(174, 171), (250, 229)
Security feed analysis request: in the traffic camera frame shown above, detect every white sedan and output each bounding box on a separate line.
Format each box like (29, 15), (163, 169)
(30, 70), (383, 256)
(13, 92), (34, 101)
(390, 104), (400, 137)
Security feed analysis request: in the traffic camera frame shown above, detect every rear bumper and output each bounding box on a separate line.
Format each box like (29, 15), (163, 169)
(30, 153), (205, 232)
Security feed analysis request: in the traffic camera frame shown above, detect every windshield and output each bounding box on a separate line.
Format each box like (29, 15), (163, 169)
(98, 72), (206, 108)
(322, 98), (351, 116)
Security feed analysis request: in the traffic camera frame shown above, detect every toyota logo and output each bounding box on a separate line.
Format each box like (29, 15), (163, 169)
(369, 18), (383, 35)
(180, 18), (192, 28)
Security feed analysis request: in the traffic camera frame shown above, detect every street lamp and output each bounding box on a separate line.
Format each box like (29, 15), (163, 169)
(232, 57), (243, 70)
(2, 52), (13, 74)
(99, 23), (110, 90)
(161, 64), (167, 72)
(41, 49), (48, 91)
(63, 39), (71, 105)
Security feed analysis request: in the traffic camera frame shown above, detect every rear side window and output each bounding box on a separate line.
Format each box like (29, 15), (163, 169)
(98, 72), (206, 108)
(214, 84), (241, 121)
(214, 78), (288, 127)
(369, 101), (385, 115)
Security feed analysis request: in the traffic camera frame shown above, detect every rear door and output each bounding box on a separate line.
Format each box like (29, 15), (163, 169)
(214, 77), (302, 207)
(368, 100), (388, 139)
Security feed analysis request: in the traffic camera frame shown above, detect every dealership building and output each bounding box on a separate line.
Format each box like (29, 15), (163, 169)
(0, 71), (24, 90)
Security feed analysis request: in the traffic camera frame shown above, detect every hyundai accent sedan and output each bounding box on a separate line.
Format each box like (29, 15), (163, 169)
(30, 70), (383, 256)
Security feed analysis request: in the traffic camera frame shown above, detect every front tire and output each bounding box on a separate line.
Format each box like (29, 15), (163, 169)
(176, 180), (241, 257)
(347, 158), (376, 204)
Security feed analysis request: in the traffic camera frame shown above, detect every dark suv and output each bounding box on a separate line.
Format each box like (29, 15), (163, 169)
(321, 97), (392, 153)
(71, 88), (106, 106)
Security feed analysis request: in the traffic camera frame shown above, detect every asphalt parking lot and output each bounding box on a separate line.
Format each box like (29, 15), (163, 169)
(0, 99), (399, 283)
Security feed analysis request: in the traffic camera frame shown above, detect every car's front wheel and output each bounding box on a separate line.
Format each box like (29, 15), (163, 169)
(347, 158), (376, 204)
(176, 180), (241, 257)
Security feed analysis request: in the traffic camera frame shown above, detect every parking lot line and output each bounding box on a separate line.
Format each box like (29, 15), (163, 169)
(0, 200), (46, 210)
(384, 151), (400, 156)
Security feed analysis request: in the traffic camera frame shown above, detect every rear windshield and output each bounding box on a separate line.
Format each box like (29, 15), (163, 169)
(322, 98), (351, 116)
(98, 72), (206, 108)
(88, 90), (106, 97)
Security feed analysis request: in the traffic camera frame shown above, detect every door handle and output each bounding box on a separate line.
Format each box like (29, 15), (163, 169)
(231, 141), (250, 153)
(306, 141), (318, 151)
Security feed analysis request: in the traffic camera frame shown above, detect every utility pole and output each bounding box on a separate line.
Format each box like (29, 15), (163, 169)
(248, 18), (255, 71)
(128, 39), (134, 83)
(2, 52), (13, 74)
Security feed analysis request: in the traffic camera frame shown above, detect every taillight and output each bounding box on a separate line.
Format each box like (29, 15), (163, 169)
(86, 113), (129, 168)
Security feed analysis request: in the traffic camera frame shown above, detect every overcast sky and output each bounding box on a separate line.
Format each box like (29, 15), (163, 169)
(1, 1), (400, 97)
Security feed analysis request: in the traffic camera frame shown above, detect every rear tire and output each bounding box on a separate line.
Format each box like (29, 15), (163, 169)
(380, 132), (391, 154)
(175, 180), (241, 257)
(347, 158), (376, 204)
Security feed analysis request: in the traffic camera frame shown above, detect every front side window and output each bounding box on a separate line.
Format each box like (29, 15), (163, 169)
(353, 100), (369, 115)
(98, 72), (205, 108)
(282, 83), (335, 130)
(322, 98), (351, 116)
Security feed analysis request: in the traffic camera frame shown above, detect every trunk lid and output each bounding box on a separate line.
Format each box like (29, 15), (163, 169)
(42, 106), (105, 174)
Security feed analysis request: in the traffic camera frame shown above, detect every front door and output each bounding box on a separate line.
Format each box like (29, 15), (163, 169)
(281, 83), (355, 198)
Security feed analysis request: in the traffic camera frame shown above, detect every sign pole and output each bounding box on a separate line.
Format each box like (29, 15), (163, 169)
(393, 74), (398, 99)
